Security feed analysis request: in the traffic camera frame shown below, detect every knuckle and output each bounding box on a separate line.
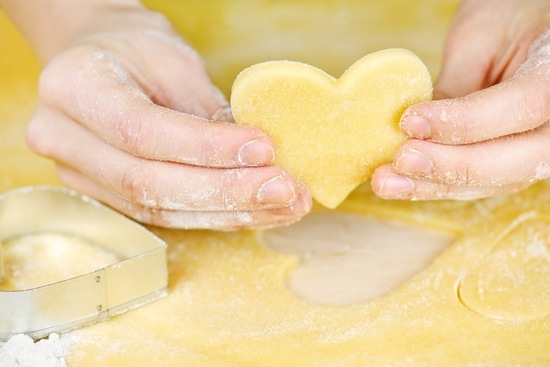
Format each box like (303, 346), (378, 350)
(25, 116), (54, 157)
(136, 207), (167, 227)
(120, 166), (155, 206)
(37, 46), (93, 101)
(25, 118), (45, 154)
(453, 158), (477, 186)
(37, 62), (66, 105)
(200, 140), (222, 167)
(196, 125), (233, 167)
(218, 169), (245, 209)
(115, 114), (149, 156)
(524, 79), (550, 125)
(39, 44), (130, 106)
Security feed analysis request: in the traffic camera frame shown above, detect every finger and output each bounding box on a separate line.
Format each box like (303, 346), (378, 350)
(400, 73), (550, 144)
(402, 34), (550, 145)
(391, 124), (550, 187)
(433, 35), (491, 100)
(128, 33), (232, 120)
(96, 30), (231, 120)
(371, 164), (530, 201)
(431, 1), (498, 99)
(56, 165), (311, 230)
(38, 45), (273, 167)
(26, 106), (307, 211)
(431, 0), (531, 99)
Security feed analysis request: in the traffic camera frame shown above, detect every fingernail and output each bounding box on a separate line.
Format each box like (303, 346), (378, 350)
(378, 174), (414, 198)
(395, 149), (433, 175)
(400, 112), (431, 139)
(273, 183), (312, 216)
(238, 138), (275, 166)
(257, 175), (296, 205)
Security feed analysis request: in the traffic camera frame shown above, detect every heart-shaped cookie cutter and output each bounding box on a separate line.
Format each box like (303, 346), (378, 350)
(0, 186), (168, 341)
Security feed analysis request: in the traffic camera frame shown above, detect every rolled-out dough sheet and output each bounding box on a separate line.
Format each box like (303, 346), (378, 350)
(63, 183), (550, 366)
(2, 1), (550, 365)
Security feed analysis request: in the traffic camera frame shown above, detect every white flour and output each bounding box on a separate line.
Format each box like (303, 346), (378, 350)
(0, 334), (69, 367)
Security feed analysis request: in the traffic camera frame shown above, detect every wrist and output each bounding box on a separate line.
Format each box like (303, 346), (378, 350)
(0, 0), (174, 63)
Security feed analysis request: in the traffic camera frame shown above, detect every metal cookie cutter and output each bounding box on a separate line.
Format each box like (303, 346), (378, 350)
(0, 186), (168, 341)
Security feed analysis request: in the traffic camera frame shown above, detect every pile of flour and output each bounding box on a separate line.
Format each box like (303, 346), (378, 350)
(0, 333), (69, 367)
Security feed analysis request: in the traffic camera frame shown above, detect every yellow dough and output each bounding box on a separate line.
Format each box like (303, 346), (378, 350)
(2, 1), (550, 365)
(64, 185), (550, 366)
(230, 49), (432, 208)
(457, 213), (550, 322)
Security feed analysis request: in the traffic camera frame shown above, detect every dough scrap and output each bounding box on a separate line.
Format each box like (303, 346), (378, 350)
(231, 49), (432, 208)
(458, 213), (550, 322)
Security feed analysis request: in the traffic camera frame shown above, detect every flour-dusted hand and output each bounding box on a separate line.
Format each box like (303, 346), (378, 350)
(1, 0), (311, 229)
(372, 0), (550, 200)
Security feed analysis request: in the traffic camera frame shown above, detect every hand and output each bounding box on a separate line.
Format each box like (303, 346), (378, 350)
(372, 0), (550, 200)
(19, 3), (311, 230)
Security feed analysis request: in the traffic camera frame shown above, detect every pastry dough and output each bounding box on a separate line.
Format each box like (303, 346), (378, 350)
(458, 213), (550, 322)
(2, 1), (550, 365)
(231, 49), (432, 208)
(63, 183), (550, 366)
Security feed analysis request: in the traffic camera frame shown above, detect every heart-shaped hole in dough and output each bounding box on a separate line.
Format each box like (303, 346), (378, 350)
(262, 211), (455, 305)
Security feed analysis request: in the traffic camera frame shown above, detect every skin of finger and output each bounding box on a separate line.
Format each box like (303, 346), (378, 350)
(402, 0), (550, 145)
(55, 165), (312, 230)
(371, 164), (531, 201)
(433, 0), (548, 99)
(402, 1), (550, 144)
(392, 127), (550, 187)
(85, 29), (230, 119)
(37, 39), (274, 168)
(433, 2), (498, 98)
(401, 74), (550, 144)
(26, 107), (304, 211)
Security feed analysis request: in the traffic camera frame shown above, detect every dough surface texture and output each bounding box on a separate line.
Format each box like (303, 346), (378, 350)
(2, 2), (550, 365)
(231, 49), (432, 208)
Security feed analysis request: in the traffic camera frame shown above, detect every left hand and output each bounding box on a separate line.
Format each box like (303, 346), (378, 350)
(372, 0), (550, 200)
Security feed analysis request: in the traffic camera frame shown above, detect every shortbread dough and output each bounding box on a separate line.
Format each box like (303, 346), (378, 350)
(63, 182), (550, 366)
(2, 1), (550, 365)
(231, 49), (432, 208)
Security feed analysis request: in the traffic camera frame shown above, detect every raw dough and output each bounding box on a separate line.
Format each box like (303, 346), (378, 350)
(458, 213), (550, 322)
(64, 183), (550, 366)
(231, 49), (432, 208)
(2, 1), (550, 365)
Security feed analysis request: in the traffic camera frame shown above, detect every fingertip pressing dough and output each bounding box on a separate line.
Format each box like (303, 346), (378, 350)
(230, 49), (433, 208)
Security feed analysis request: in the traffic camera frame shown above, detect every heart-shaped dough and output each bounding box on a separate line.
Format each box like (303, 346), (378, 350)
(231, 49), (432, 208)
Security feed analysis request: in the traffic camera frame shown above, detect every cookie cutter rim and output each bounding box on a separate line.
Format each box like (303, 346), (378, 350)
(0, 185), (168, 341)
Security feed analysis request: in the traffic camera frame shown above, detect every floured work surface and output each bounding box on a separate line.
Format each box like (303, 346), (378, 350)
(57, 182), (550, 366)
(2, 0), (550, 365)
